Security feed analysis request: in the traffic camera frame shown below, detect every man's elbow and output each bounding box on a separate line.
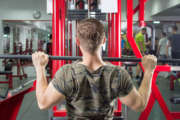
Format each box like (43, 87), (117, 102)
(37, 101), (50, 110)
(132, 101), (147, 112)
(134, 104), (146, 112)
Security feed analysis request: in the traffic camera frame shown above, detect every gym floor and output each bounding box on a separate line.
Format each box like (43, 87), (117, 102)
(0, 67), (180, 120)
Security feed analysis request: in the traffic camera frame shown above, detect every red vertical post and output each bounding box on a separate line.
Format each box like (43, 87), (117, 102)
(126, 0), (144, 71)
(52, 0), (59, 77)
(61, 0), (66, 65)
(52, 0), (59, 111)
(108, 14), (112, 57)
(139, 0), (146, 27)
(127, 0), (142, 58)
(115, 0), (122, 113)
(111, 13), (115, 58)
(53, 0), (66, 73)
(115, 0), (121, 66)
(52, 0), (66, 111)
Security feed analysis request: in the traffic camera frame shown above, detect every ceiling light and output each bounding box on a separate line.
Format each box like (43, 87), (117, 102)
(153, 21), (160, 24)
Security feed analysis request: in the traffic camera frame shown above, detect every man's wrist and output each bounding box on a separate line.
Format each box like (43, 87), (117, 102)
(35, 66), (46, 72)
(144, 69), (154, 75)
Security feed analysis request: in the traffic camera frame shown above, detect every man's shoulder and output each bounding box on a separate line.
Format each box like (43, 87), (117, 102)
(137, 32), (143, 36)
(168, 33), (180, 39)
(135, 32), (143, 40)
(105, 65), (127, 75)
(159, 38), (164, 44)
(61, 64), (72, 69)
(115, 66), (127, 72)
(57, 64), (73, 73)
(59, 62), (126, 74)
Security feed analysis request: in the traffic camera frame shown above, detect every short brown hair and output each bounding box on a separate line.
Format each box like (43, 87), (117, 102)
(77, 18), (105, 54)
(141, 27), (147, 32)
(172, 26), (178, 31)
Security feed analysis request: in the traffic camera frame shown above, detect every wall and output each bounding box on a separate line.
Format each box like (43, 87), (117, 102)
(149, 0), (180, 16)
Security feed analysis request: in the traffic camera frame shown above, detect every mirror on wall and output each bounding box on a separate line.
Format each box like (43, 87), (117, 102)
(2, 20), (52, 55)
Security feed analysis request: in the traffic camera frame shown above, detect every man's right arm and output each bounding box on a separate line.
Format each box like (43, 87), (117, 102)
(120, 55), (157, 112)
(139, 42), (145, 55)
(157, 39), (162, 56)
(166, 40), (170, 57)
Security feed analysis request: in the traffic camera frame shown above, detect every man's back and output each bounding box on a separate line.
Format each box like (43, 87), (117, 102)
(169, 34), (180, 52)
(158, 37), (168, 55)
(135, 32), (146, 52)
(32, 19), (157, 120)
(52, 61), (133, 120)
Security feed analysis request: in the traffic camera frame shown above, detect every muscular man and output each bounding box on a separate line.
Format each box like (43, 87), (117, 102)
(32, 19), (157, 120)
(167, 26), (180, 59)
(135, 28), (147, 55)
(157, 32), (168, 57)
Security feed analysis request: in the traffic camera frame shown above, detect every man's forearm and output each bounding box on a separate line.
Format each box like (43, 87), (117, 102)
(157, 46), (160, 55)
(138, 70), (154, 107)
(166, 46), (169, 57)
(140, 43), (144, 54)
(35, 67), (48, 104)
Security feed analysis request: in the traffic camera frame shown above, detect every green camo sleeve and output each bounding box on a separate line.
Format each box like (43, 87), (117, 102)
(51, 66), (66, 96)
(116, 67), (134, 97)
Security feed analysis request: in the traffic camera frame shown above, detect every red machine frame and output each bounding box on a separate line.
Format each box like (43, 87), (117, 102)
(127, 0), (180, 119)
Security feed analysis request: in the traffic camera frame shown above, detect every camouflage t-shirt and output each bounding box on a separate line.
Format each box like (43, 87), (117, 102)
(51, 61), (133, 120)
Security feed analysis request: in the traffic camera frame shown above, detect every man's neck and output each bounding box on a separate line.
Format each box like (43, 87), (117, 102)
(82, 53), (104, 65)
(80, 52), (106, 71)
(173, 31), (177, 34)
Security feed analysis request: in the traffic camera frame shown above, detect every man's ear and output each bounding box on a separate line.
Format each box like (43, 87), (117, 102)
(102, 36), (106, 44)
(76, 38), (80, 46)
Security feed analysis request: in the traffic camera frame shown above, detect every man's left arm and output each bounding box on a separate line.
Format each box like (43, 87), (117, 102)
(32, 52), (65, 110)
(139, 41), (145, 55)
(138, 35), (145, 55)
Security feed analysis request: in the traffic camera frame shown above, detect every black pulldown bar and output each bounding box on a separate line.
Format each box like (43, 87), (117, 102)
(0, 54), (180, 63)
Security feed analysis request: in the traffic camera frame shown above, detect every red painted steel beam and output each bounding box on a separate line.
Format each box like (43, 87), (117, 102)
(111, 13), (115, 58)
(139, 0), (146, 27)
(0, 81), (9, 83)
(52, 0), (66, 113)
(52, 0), (59, 77)
(115, 0), (122, 66)
(115, 0), (122, 112)
(61, 0), (66, 65)
(133, 5), (140, 15)
(108, 13), (112, 57)
(126, 0), (144, 72)
(171, 112), (180, 119)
